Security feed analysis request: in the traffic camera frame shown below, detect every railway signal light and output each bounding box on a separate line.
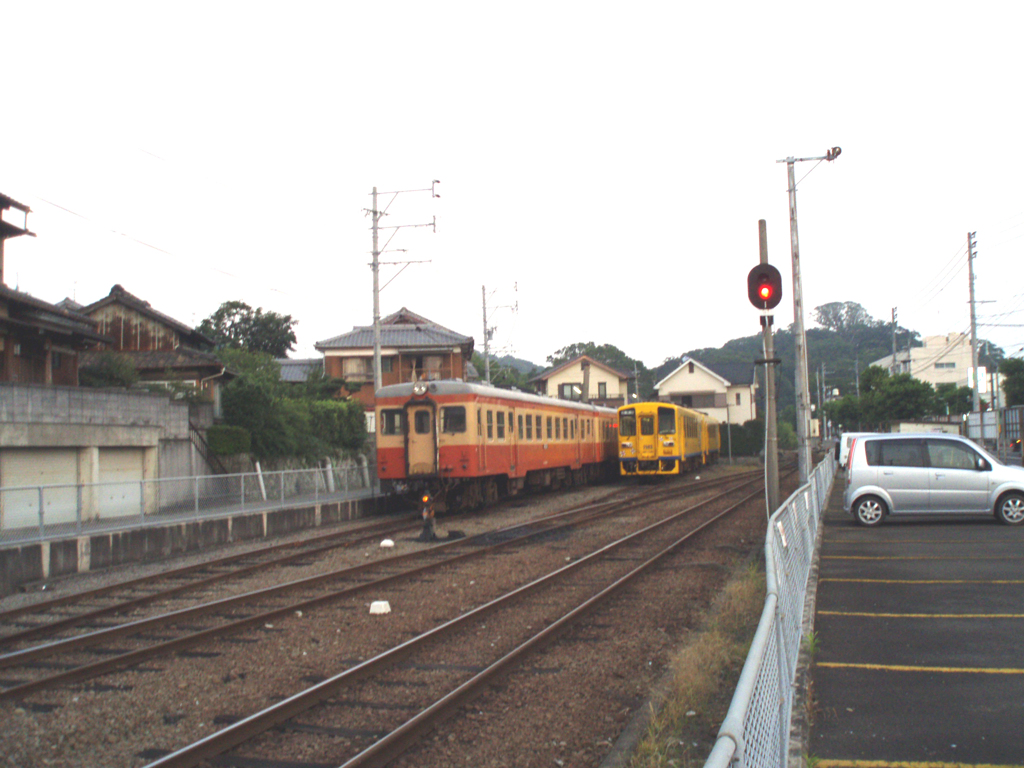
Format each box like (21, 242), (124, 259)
(747, 264), (783, 310)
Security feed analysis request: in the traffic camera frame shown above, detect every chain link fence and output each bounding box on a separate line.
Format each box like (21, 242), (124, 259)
(705, 453), (837, 768)
(0, 460), (378, 546)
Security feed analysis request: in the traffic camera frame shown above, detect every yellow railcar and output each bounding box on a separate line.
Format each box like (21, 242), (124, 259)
(617, 402), (720, 476)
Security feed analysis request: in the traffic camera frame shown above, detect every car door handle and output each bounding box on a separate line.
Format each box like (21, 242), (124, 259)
(934, 473), (945, 479)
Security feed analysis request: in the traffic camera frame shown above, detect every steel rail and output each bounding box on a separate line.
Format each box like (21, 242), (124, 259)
(141, 475), (780, 768)
(0, 473), (762, 700)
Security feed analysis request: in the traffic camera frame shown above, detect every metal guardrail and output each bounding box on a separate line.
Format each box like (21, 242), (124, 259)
(705, 454), (837, 768)
(0, 461), (378, 546)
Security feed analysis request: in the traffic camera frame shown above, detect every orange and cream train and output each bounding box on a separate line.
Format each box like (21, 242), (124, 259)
(375, 381), (619, 510)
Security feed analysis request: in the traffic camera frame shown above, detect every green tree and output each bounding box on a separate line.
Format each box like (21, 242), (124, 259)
(79, 352), (139, 388)
(1001, 358), (1024, 407)
(198, 300), (298, 357)
(934, 383), (973, 415)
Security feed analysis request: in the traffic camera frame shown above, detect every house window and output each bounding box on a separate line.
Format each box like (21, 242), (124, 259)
(935, 362), (956, 369)
(688, 362), (695, 373)
(559, 383), (581, 401)
(343, 357), (366, 376)
(598, 382), (607, 399)
(736, 393), (742, 405)
(381, 358), (394, 373)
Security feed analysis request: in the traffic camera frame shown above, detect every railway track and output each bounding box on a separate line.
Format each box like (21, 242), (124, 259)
(139, 471), (786, 768)
(0, 470), (766, 703)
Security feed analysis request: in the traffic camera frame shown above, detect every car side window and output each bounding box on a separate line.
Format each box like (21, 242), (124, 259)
(877, 439), (926, 467)
(927, 440), (977, 470)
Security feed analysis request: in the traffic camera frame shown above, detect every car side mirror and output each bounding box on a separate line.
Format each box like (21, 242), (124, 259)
(977, 458), (990, 472)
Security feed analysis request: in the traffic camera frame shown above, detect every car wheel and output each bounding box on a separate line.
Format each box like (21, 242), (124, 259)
(854, 495), (887, 527)
(996, 492), (1024, 526)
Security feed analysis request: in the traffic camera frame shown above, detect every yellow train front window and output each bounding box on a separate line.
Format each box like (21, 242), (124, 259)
(640, 416), (655, 436)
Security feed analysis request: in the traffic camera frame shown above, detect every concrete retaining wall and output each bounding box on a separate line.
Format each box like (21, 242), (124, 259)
(0, 494), (402, 596)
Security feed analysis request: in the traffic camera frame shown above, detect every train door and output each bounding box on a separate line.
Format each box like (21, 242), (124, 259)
(476, 407), (486, 472)
(405, 402), (437, 476)
(638, 411), (657, 464)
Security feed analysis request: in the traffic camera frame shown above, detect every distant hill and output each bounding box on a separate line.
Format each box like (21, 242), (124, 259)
(491, 354), (542, 376)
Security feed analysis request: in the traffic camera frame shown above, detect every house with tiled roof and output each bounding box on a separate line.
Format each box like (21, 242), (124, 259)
(71, 284), (234, 417)
(527, 355), (633, 408)
(315, 307), (475, 410)
(1, 193), (110, 385)
(654, 356), (757, 424)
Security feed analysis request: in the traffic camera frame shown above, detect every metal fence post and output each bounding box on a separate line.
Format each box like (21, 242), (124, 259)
(38, 487), (45, 541)
(194, 476), (200, 518)
(241, 473), (246, 510)
(140, 480), (145, 519)
(280, 471), (285, 504)
(76, 484), (83, 534)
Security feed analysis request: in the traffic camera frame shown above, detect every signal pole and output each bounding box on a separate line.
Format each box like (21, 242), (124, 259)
(758, 220), (780, 513)
(778, 147), (841, 483)
(367, 181), (440, 393)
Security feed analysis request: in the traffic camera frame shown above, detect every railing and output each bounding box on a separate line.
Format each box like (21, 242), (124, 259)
(704, 454), (837, 768)
(0, 460), (378, 546)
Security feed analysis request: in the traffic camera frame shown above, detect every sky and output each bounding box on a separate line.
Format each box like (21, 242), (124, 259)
(2, 2), (1023, 372)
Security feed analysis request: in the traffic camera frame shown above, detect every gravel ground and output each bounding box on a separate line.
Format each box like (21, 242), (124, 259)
(0, 464), (772, 768)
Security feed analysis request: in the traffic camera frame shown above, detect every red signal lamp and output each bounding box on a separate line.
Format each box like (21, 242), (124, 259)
(747, 264), (783, 310)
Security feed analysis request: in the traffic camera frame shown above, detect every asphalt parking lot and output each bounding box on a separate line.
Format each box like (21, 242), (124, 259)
(809, 475), (1024, 767)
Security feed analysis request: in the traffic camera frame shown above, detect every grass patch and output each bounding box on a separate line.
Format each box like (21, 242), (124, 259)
(628, 563), (766, 768)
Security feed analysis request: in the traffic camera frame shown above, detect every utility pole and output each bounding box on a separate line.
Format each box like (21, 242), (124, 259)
(367, 181), (440, 393)
(778, 146), (841, 483)
(481, 286), (491, 384)
(480, 284), (517, 386)
(891, 307), (898, 374)
(968, 231), (980, 413)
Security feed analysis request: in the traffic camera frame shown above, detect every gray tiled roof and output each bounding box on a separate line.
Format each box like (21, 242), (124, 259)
(700, 360), (756, 386)
(315, 307), (472, 351)
(278, 358), (323, 383)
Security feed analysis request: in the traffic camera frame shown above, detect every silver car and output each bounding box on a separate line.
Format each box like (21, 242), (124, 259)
(843, 433), (1024, 526)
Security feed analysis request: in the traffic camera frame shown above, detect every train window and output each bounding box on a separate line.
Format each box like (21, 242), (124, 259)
(414, 410), (431, 434)
(640, 416), (654, 436)
(497, 411), (505, 439)
(380, 409), (404, 436)
(555, 418), (561, 440)
(518, 414), (524, 439)
(546, 416), (553, 440)
(571, 420), (575, 439)
(563, 417), (568, 438)
(526, 414), (533, 440)
(619, 409), (636, 437)
(658, 407), (676, 434)
(487, 410), (493, 439)
(441, 406), (466, 433)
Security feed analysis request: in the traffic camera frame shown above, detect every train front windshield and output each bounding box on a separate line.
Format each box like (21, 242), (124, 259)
(619, 409), (636, 437)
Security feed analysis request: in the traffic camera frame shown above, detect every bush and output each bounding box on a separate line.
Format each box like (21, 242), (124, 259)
(206, 425), (251, 455)
(79, 352), (139, 388)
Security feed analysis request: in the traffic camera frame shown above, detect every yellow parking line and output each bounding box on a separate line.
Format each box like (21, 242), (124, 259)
(819, 610), (1024, 619)
(818, 760), (1020, 768)
(820, 578), (1024, 584)
(817, 661), (1024, 675)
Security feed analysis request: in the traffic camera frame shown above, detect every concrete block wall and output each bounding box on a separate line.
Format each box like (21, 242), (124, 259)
(0, 383), (190, 439)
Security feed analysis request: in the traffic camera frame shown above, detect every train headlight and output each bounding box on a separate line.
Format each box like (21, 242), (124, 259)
(412, 381), (428, 397)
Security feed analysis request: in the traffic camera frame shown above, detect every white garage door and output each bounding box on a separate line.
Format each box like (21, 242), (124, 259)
(0, 449), (80, 531)
(97, 448), (145, 518)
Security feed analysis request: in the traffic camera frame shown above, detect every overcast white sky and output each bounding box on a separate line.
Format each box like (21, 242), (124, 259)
(2, 2), (1023, 370)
